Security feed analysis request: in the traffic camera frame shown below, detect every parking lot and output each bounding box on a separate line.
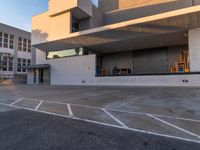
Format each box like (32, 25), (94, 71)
(0, 85), (200, 149)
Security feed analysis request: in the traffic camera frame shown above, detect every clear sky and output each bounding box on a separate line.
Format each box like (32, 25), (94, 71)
(0, 0), (98, 32)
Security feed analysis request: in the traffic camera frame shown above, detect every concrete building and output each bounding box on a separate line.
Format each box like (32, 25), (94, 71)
(29, 0), (200, 86)
(0, 23), (35, 84)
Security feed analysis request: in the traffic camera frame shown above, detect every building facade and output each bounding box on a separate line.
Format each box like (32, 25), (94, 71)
(0, 23), (35, 84)
(30, 0), (200, 86)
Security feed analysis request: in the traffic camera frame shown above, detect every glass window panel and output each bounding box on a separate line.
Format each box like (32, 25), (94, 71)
(46, 48), (89, 59)
(17, 58), (22, 72)
(0, 32), (2, 47)
(9, 34), (14, 49)
(23, 38), (27, 52)
(28, 40), (31, 52)
(18, 37), (22, 51)
(3, 33), (8, 48)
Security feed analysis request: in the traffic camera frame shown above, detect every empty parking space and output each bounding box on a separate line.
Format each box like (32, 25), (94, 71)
(0, 85), (200, 146)
(38, 102), (69, 116)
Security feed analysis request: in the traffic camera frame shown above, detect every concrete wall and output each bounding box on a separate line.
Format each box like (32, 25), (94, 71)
(189, 28), (200, 72)
(47, 54), (96, 85)
(79, 5), (103, 31)
(36, 49), (47, 65)
(133, 48), (168, 74)
(102, 51), (133, 74)
(98, 0), (119, 13)
(103, 0), (194, 25)
(27, 69), (34, 84)
(77, 0), (93, 17)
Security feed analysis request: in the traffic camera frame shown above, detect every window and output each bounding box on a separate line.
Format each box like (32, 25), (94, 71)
(0, 32), (14, 49)
(17, 58), (22, 72)
(9, 34), (14, 49)
(28, 39), (31, 52)
(27, 59), (31, 66)
(18, 37), (22, 51)
(72, 17), (79, 33)
(22, 59), (26, 72)
(17, 58), (31, 72)
(8, 56), (13, 71)
(3, 33), (8, 48)
(23, 38), (27, 52)
(2, 56), (7, 71)
(0, 32), (2, 47)
(47, 48), (90, 59)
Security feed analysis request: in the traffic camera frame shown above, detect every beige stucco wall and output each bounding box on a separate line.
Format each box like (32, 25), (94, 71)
(49, 12), (71, 41)
(32, 11), (71, 45)
(32, 12), (51, 45)
(49, 0), (92, 17)
(49, 0), (77, 16)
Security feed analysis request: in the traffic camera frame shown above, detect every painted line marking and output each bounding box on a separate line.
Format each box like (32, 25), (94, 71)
(67, 104), (73, 117)
(24, 97), (200, 123)
(148, 114), (200, 139)
(0, 102), (200, 144)
(35, 101), (43, 111)
(102, 108), (128, 128)
(9, 98), (24, 106)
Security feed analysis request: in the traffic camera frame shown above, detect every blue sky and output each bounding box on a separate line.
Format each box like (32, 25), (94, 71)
(0, 0), (98, 31)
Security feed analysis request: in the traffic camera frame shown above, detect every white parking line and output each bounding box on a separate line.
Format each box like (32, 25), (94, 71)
(109, 109), (200, 123)
(0, 102), (200, 144)
(102, 108), (128, 128)
(67, 104), (73, 117)
(24, 97), (200, 123)
(35, 101), (43, 111)
(9, 98), (24, 106)
(148, 114), (200, 139)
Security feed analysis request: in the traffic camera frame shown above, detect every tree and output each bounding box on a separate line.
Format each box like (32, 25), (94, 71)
(0, 53), (14, 70)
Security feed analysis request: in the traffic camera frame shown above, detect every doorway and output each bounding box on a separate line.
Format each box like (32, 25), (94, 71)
(39, 69), (44, 83)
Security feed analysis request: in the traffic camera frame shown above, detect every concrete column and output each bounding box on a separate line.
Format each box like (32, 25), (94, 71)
(27, 69), (34, 84)
(189, 28), (200, 72)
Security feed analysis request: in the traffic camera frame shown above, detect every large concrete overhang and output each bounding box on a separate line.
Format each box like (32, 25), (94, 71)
(33, 5), (200, 53)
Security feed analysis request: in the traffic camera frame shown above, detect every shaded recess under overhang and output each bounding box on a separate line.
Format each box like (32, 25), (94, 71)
(33, 5), (200, 53)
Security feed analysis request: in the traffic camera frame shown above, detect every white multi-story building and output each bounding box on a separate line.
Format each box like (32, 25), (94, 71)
(0, 23), (35, 83)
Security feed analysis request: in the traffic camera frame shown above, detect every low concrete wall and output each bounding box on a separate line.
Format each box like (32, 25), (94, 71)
(94, 74), (200, 87)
